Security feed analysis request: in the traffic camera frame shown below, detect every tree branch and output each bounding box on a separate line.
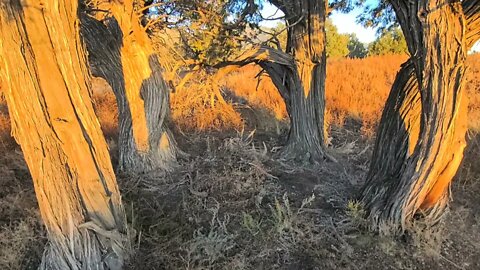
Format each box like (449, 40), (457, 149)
(463, 0), (480, 48)
(210, 45), (295, 104)
(214, 45), (295, 69)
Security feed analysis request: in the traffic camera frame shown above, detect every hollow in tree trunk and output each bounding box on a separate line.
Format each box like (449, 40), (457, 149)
(81, 0), (178, 173)
(360, 0), (480, 233)
(0, 0), (128, 269)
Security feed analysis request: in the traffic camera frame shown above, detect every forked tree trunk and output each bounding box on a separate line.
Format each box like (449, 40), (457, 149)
(0, 1), (128, 269)
(279, 0), (328, 162)
(81, 0), (178, 173)
(220, 0), (329, 162)
(360, 0), (480, 233)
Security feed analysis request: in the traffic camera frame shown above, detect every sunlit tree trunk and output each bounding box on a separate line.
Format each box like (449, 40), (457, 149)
(81, 0), (178, 173)
(360, 0), (480, 233)
(0, 0), (128, 269)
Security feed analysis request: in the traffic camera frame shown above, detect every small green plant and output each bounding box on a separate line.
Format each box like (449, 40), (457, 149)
(270, 194), (294, 234)
(346, 200), (367, 228)
(269, 193), (315, 240)
(242, 212), (262, 236)
(183, 201), (236, 269)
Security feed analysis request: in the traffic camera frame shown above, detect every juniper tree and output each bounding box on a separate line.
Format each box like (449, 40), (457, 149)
(0, 0), (128, 268)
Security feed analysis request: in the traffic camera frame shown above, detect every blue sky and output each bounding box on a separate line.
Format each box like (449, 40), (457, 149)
(329, 9), (377, 43)
(260, 2), (480, 52)
(259, 2), (377, 43)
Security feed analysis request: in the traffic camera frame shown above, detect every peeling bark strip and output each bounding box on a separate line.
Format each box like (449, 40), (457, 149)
(0, 0), (128, 269)
(81, 0), (178, 173)
(361, 0), (480, 233)
(219, 0), (329, 162)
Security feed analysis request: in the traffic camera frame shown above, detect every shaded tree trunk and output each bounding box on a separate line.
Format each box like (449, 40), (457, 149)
(361, 0), (480, 233)
(81, 0), (178, 173)
(279, 0), (328, 162)
(0, 0), (128, 269)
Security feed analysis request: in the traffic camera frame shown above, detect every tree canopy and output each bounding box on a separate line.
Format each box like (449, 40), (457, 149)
(330, 0), (397, 30)
(326, 20), (350, 58)
(368, 27), (407, 56)
(348, 34), (368, 58)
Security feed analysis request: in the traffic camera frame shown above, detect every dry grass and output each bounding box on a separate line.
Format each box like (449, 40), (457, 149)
(0, 153), (45, 270)
(224, 53), (480, 137)
(0, 54), (480, 269)
(171, 70), (244, 132)
(120, 132), (284, 269)
(0, 105), (11, 149)
(90, 71), (245, 135)
(0, 89), (12, 150)
(91, 78), (119, 140)
(0, 216), (44, 270)
(465, 53), (480, 132)
(222, 55), (407, 137)
(326, 54), (407, 136)
(119, 130), (368, 269)
(222, 65), (288, 121)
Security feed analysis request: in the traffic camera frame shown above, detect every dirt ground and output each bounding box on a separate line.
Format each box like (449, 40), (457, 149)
(1, 107), (479, 270)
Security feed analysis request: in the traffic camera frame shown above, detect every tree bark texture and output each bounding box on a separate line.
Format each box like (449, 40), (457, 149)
(0, 0), (128, 269)
(221, 0), (329, 162)
(81, 0), (178, 173)
(361, 0), (480, 233)
(279, 0), (329, 162)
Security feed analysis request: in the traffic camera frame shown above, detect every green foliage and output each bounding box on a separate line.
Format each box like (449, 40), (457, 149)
(264, 20), (352, 58)
(269, 193), (315, 237)
(347, 34), (367, 58)
(180, 1), (247, 65)
(144, 0), (262, 66)
(346, 200), (367, 228)
(146, 0), (384, 63)
(368, 27), (407, 56)
(265, 20), (352, 58)
(266, 22), (288, 51)
(326, 20), (350, 58)
(242, 212), (262, 236)
(331, 0), (397, 31)
(270, 194), (294, 234)
(255, 19), (371, 60)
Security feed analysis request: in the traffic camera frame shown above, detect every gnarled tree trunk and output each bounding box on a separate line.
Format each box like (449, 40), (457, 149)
(0, 0), (128, 269)
(360, 0), (480, 233)
(279, 0), (328, 162)
(81, 0), (178, 173)
(219, 0), (329, 162)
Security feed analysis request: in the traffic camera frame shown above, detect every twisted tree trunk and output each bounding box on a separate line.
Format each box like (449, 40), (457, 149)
(361, 0), (480, 233)
(81, 0), (178, 173)
(0, 0), (128, 269)
(219, 0), (329, 162)
(279, 0), (328, 162)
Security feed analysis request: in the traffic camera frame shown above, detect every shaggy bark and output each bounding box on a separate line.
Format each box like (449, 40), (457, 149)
(220, 0), (329, 162)
(279, 0), (328, 161)
(0, 0), (128, 269)
(361, 0), (480, 233)
(81, 0), (178, 173)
